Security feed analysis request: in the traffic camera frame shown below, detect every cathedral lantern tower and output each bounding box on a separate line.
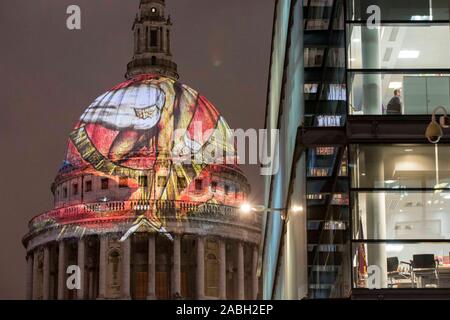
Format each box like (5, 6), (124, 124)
(126, 0), (179, 79)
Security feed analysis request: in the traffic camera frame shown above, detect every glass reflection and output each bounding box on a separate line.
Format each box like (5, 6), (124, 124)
(348, 73), (450, 115)
(348, 25), (450, 70)
(350, 145), (450, 189)
(353, 191), (450, 240)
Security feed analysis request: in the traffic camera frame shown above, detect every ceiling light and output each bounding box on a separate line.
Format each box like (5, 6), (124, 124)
(411, 15), (432, 21)
(361, 173), (366, 176)
(398, 50), (420, 59)
(386, 244), (404, 253)
(404, 148), (413, 152)
(385, 180), (396, 184)
(389, 82), (403, 89)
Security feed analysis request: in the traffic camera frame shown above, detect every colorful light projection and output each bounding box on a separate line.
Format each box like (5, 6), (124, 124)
(31, 74), (241, 238)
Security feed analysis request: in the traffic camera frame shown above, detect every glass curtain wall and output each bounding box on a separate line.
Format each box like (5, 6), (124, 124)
(346, 0), (450, 115)
(350, 144), (450, 289)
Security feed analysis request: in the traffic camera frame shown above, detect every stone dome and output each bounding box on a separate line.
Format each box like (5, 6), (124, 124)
(53, 74), (248, 208)
(64, 74), (236, 167)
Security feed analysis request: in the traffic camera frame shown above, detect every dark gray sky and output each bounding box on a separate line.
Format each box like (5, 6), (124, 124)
(0, 0), (274, 299)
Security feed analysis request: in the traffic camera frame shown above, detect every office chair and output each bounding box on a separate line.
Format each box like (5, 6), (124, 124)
(387, 257), (412, 288)
(387, 257), (399, 272)
(412, 254), (436, 269)
(411, 254), (438, 288)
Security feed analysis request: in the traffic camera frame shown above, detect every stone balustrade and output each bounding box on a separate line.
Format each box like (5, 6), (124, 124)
(27, 200), (262, 236)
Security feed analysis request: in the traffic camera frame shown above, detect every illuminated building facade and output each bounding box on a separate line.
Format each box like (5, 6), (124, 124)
(23, 0), (261, 300)
(262, 0), (450, 300)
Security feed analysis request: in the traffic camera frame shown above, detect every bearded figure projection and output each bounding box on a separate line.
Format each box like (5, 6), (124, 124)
(81, 81), (167, 164)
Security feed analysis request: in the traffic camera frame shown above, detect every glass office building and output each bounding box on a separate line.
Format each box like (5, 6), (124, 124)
(262, 0), (450, 299)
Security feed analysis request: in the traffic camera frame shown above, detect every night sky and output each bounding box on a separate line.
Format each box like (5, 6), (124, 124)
(0, 0), (274, 298)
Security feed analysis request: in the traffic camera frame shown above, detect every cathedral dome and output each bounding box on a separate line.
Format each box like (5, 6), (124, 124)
(63, 74), (235, 172)
(55, 74), (246, 207)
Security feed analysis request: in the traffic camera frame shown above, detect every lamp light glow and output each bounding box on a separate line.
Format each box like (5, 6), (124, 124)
(240, 203), (252, 214)
(291, 205), (304, 213)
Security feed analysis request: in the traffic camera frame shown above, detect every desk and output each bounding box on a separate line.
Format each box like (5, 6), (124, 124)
(387, 271), (413, 288)
(437, 266), (450, 288)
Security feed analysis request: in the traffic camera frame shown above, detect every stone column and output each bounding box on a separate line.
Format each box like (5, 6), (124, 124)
(98, 236), (107, 299)
(121, 238), (131, 299)
(167, 30), (171, 54)
(147, 234), (156, 300)
(172, 235), (181, 297)
(88, 270), (94, 300)
(26, 254), (33, 300)
(43, 246), (50, 300)
(134, 28), (138, 52)
(196, 237), (205, 299)
(237, 242), (245, 300)
(162, 27), (167, 52)
(218, 239), (227, 300)
(77, 239), (85, 299)
(32, 251), (39, 300)
(138, 26), (144, 53)
(251, 245), (259, 300)
(57, 242), (66, 300)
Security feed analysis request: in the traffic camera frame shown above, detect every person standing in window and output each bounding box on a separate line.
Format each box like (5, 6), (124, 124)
(386, 89), (402, 115)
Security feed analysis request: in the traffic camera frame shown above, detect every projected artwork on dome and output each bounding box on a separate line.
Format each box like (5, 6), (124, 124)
(30, 74), (242, 238)
(67, 74), (235, 196)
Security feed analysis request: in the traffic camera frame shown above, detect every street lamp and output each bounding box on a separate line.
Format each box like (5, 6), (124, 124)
(425, 106), (449, 143)
(239, 202), (303, 220)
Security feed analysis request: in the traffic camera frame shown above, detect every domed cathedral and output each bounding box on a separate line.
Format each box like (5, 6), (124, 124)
(22, 0), (261, 300)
